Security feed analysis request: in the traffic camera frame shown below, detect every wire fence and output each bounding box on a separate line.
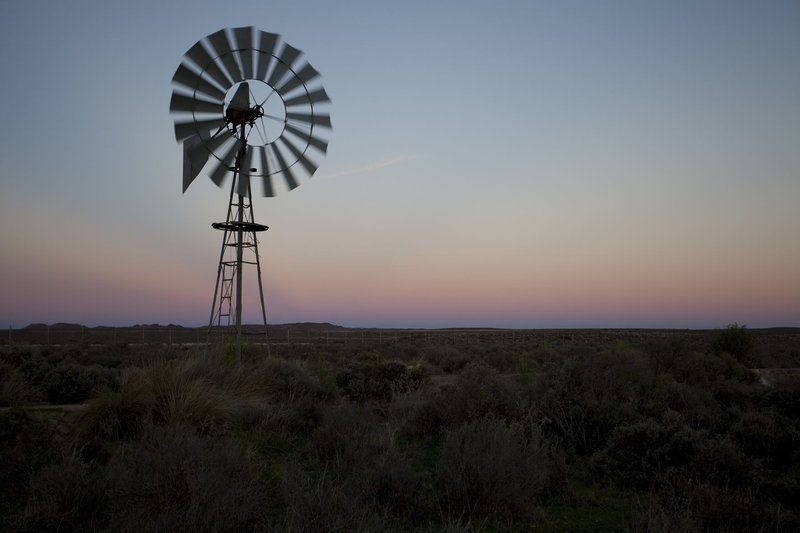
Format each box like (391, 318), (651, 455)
(0, 325), (708, 347)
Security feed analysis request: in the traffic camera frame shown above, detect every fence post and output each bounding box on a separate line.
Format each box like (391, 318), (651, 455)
(8, 324), (11, 344)
(361, 331), (364, 344)
(114, 327), (117, 344)
(142, 325), (145, 344)
(169, 327), (172, 347)
(287, 329), (290, 345)
(47, 325), (50, 345)
(326, 331), (329, 345)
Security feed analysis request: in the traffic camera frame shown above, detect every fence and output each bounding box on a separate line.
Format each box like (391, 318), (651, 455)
(0, 325), (707, 347)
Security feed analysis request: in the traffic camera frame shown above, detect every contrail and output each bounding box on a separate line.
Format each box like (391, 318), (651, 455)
(319, 155), (420, 180)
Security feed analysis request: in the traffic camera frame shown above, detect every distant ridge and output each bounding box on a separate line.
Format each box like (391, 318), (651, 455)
(21, 322), (348, 330)
(18, 322), (800, 332)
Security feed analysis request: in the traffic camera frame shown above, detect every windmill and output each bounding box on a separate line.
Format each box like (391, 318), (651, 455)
(169, 27), (332, 354)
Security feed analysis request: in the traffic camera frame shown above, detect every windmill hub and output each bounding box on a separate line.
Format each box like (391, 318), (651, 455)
(223, 81), (286, 145)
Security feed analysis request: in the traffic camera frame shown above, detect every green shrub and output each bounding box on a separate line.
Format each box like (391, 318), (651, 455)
(592, 411), (752, 489)
(713, 323), (755, 364)
(42, 364), (115, 404)
(336, 360), (425, 403)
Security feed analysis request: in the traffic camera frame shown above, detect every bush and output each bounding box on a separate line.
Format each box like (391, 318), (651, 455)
(79, 380), (151, 441)
(436, 416), (556, 521)
(17, 353), (54, 387)
(276, 461), (387, 532)
(372, 448), (428, 523)
(421, 345), (469, 374)
(106, 426), (267, 531)
(408, 364), (524, 439)
(250, 357), (321, 401)
(23, 455), (108, 531)
(592, 411), (752, 489)
(138, 359), (257, 431)
(0, 409), (55, 511)
(336, 360), (425, 403)
(311, 403), (386, 471)
(42, 364), (115, 403)
(713, 323), (755, 364)
(0, 366), (42, 406)
(527, 348), (652, 454)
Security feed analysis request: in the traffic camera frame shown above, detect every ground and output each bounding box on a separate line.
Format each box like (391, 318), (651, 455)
(1, 327), (799, 531)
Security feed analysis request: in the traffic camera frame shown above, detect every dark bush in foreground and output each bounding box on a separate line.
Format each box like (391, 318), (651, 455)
(23, 456), (108, 531)
(437, 416), (558, 521)
(277, 461), (387, 532)
(592, 411), (750, 489)
(2, 329), (798, 532)
(106, 426), (266, 532)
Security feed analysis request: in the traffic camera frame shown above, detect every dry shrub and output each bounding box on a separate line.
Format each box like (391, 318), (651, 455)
(1, 409), (55, 511)
(372, 447), (428, 522)
(79, 373), (151, 441)
(592, 411), (752, 490)
(41, 363), (116, 404)
(106, 425), (267, 532)
(408, 364), (523, 438)
(145, 359), (246, 428)
(528, 348), (653, 454)
(421, 345), (470, 374)
(248, 357), (321, 401)
(276, 461), (387, 532)
(311, 403), (386, 471)
(80, 356), (270, 437)
(0, 366), (42, 406)
(436, 416), (556, 521)
(336, 360), (426, 403)
(631, 491), (699, 533)
(23, 454), (108, 531)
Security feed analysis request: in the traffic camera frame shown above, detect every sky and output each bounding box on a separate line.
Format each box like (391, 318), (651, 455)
(0, 0), (798, 328)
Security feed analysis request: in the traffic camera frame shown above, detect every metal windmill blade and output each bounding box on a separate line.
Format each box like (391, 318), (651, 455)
(170, 27), (332, 194)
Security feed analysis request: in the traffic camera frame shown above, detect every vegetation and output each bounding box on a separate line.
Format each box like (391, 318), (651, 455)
(1, 328), (799, 531)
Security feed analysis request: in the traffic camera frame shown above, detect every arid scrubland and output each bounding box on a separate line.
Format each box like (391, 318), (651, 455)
(1, 326), (799, 531)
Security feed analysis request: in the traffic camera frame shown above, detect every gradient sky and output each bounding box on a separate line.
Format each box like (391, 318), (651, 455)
(1, 0), (798, 328)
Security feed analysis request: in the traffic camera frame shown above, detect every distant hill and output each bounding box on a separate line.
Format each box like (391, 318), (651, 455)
(21, 322), (348, 330)
(23, 322), (83, 330)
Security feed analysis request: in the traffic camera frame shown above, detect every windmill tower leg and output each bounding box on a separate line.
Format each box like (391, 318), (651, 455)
(207, 177), (237, 343)
(208, 126), (270, 358)
(235, 191), (244, 357)
(247, 181), (271, 357)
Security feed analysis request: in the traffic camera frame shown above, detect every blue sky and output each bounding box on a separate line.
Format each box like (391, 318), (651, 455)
(0, 0), (798, 328)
